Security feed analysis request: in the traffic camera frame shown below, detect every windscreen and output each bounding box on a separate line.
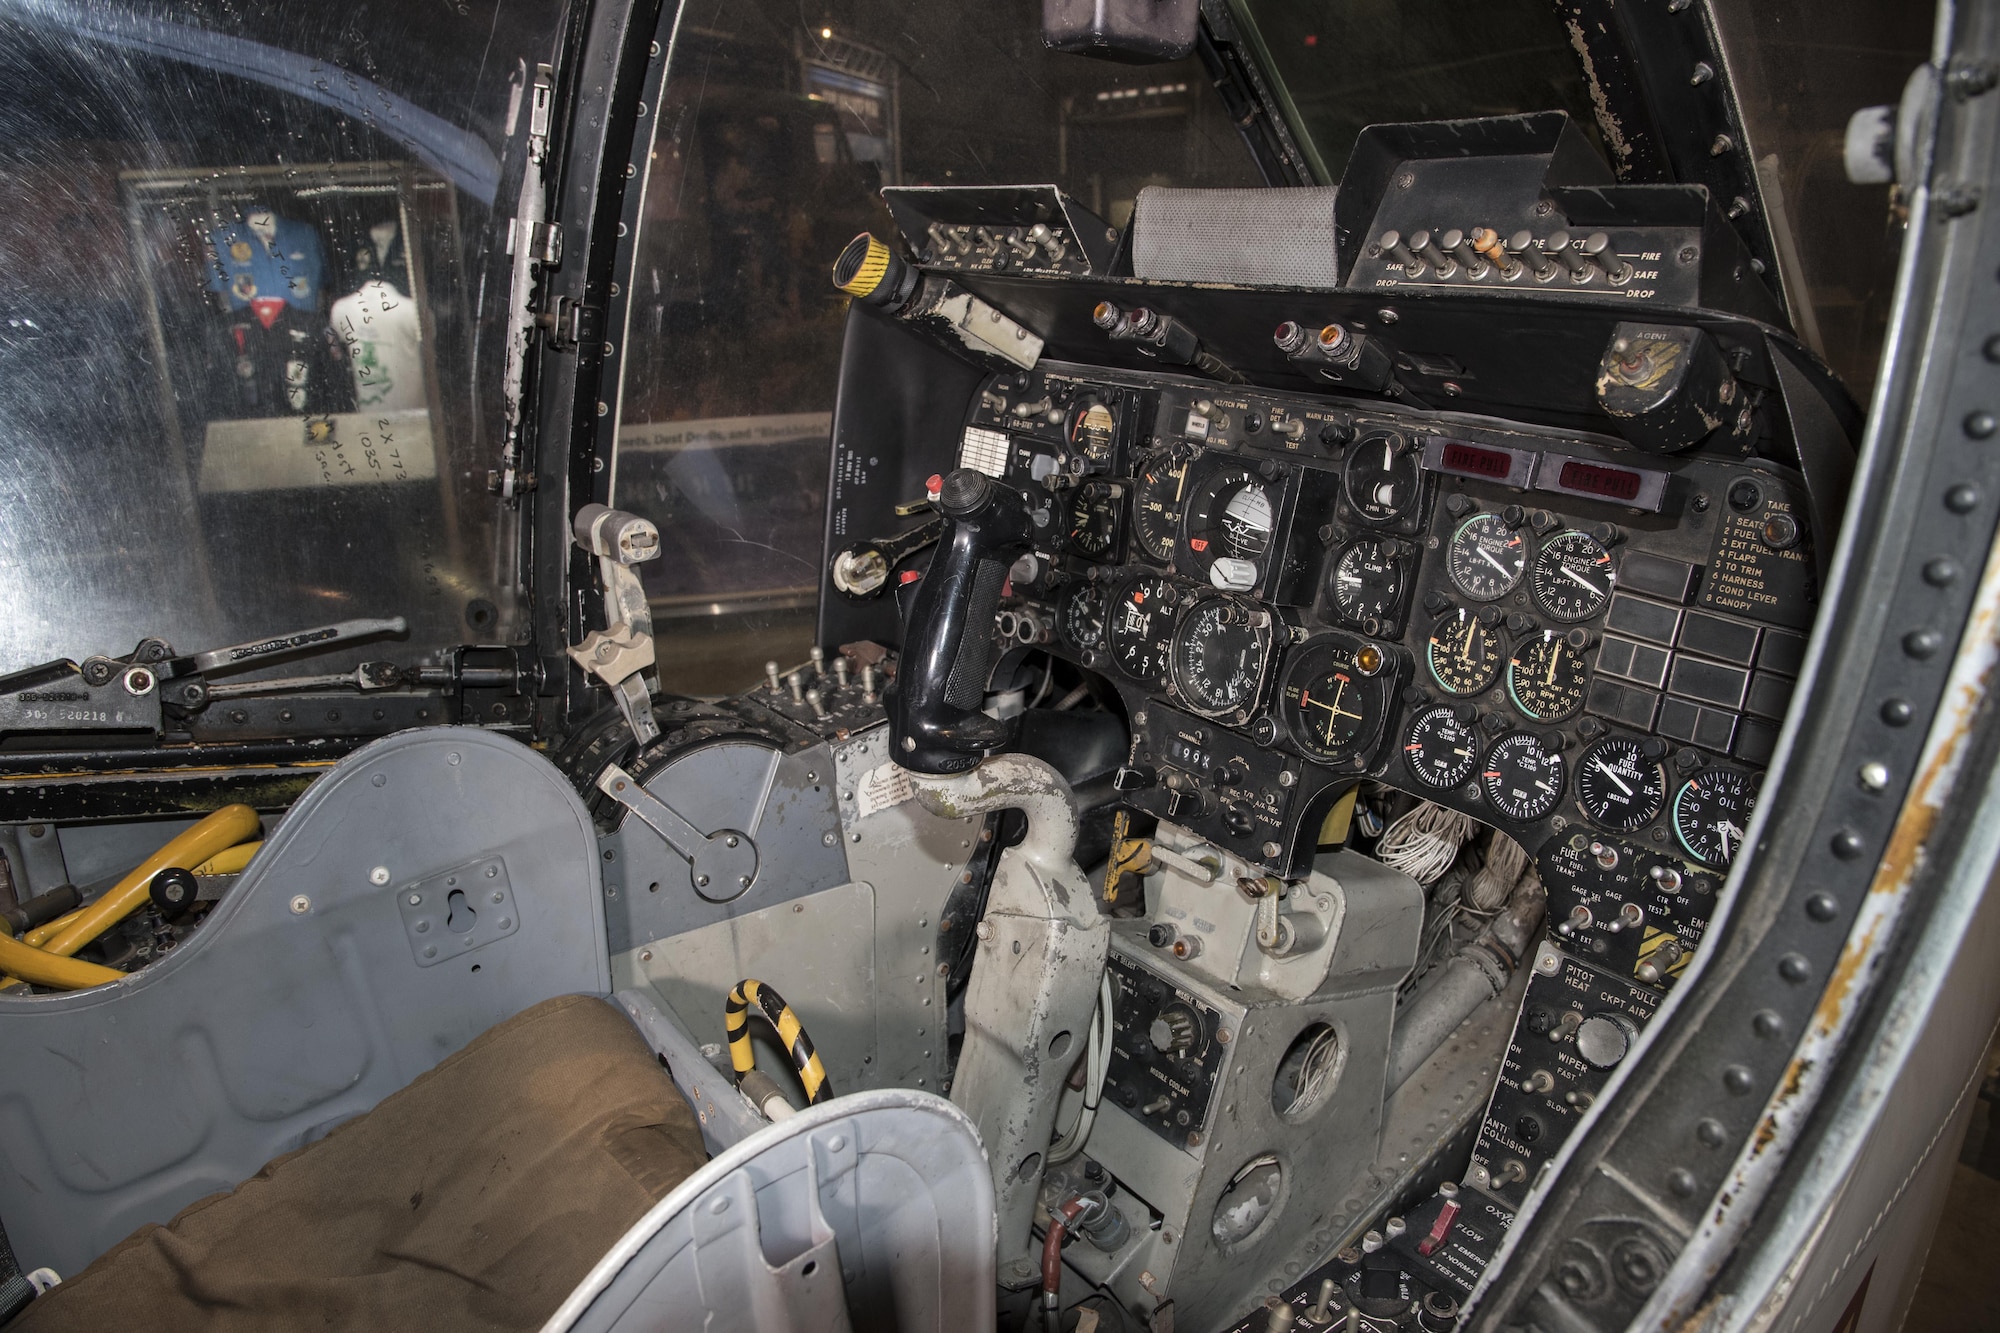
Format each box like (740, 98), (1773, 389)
(613, 0), (1263, 695)
(0, 3), (563, 682)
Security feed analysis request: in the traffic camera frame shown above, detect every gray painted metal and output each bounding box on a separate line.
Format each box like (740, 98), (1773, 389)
(0, 727), (610, 1278)
(611, 722), (975, 1105)
(1060, 835), (1423, 1330)
(906, 752), (1110, 1290)
(614, 989), (766, 1155)
(544, 1088), (996, 1333)
(601, 739), (850, 953)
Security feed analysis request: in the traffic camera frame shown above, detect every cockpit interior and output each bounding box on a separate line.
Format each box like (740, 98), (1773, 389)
(0, 2), (1993, 1331)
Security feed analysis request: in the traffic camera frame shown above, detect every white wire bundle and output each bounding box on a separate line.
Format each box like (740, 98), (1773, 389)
(1048, 971), (1116, 1164)
(1464, 829), (1531, 911)
(1375, 802), (1477, 885)
(1279, 1025), (1343, 1117)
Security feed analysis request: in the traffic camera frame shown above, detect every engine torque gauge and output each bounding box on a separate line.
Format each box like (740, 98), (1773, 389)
(1107, 575), (1175, 682)
(1343, 432), (1420, 523)
(1673, 767), (1757, 867)
(1133, 451), (1191, 564)
(1446, 512), (1527, 601)
(1427, 607), (1503, 696)
(1531, 530), (1615, 622)
(1169, 597), (1272, 720)
(1402, 703), (1479, 790)
(1279, 636), (1388, 763)
(1058, 582), (1105, 651)
(1482, 732), (1566, 822)
(1329, 538), (1407, 628)
(1065, 480), (1122, 560)
(1576, 736), (1667, 833)
(1507, 631), (1587, 722)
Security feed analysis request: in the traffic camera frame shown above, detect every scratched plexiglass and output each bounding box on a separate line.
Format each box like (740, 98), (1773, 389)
(0, 3), (564, 680)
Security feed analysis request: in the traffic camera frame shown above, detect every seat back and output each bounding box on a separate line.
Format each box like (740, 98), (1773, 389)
(546, 1089), (994, 1333)
(0, 728), (611, 1277)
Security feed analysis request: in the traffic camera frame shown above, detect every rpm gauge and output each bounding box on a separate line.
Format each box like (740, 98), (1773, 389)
(1507, 631), (1587, 722)
(1065, 480), (1122, 561)
(1402, 704), (1479, 790)
(1182, 465), (1281, 592)
(1482, 732), (1566, 823)
(1133, 451), (1192, 565)
(1278, 635), (1390, 763)
(1329, 538), (1408, 629)
(1531, 530), (1615, 622)
(1427, 607), (1503, 696)
(1169, 597), (1272, 721)
(1058, 582), (1105, 652)
(1343, 432), (1421, 523)
(1446, 512), (1527, 601)
(1576, 736), (1668, 833)
(1107, 575), (1176, 682)
(1673, 767), (1758, 867)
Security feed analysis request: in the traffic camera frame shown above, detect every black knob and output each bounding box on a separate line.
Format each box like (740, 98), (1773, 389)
(1445, 493), (1476, 517)
(150, 867), (198, 922)
(1147, 923), (1178, 948)
(1319, 418), (1355, 448)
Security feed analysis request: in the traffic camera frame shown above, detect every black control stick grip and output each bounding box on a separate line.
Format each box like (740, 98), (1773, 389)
(887, 468), (1036, 774)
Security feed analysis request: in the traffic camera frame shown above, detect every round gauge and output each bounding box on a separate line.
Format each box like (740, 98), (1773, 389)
(1278, 636), (1389, 763)
(1069, 398), (1118, 463)
(1507, 631), (1588, 722)
(1107, 575), (1175, 682)
(1426, 607), (1503, 696)
(1673, 767), (1758, 868)
(1576, 736), (1668, 833)
(1343, 432), (1420, 523)
(1170, 597), (1271, 719)
(1065, 481), (1122, 560)
(1446, 512), (1528, 601)
(1531, 530), (1615, 622)
(1133, 452), (1192, 564)
(1482, 733), (1567, 823)
(1330, 538), (1407, 627)
(1058, 582), (1104, 651)
(1402, 704), (1480, 790)
(1182, 466), (1280, 592)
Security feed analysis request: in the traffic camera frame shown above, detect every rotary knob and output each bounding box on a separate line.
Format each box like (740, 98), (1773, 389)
(1148, 1005), (1199, 1057)
(1576, 1012), (1640, 1069)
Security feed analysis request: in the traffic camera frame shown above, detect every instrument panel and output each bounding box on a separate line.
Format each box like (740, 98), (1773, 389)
(968, 361), (1808, 876)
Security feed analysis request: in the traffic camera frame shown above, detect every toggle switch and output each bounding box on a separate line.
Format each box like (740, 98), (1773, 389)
(1580, 231), (1633, 284)
(1441, 228), (1489, 278)
(1545, 229), (1593, 281)
(1378, 229), (1424, 275)
(1508, 230), (1560, 281)
(1471, 227), (1518, 278)
(1409, 229), (1456, 277)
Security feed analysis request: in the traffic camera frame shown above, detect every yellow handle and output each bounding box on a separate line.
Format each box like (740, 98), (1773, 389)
(192, 840), (261, 877)
(0, 932), (123, 990)
(39, 805), (262, 958)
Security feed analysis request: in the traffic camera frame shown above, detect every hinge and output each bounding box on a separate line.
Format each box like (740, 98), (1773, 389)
(536, 294), (603, 351)
(507, 219), (563, 267)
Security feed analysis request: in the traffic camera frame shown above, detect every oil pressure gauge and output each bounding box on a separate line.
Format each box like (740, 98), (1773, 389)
(1673, 767), (1758, 867)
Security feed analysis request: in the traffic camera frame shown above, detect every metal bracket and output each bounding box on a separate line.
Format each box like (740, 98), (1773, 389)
(395, 857), (519, 967)
(597, 761), (759, 901)
(570, 504), (663, 746)
(537, 293), (601, 351)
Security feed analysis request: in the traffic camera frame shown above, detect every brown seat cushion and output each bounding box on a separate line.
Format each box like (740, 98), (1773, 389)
(15, 994), (707, 1332)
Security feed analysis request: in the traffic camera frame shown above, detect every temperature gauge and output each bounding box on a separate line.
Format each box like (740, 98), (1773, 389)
(1402, 704), (1480, 790)
(1482, 732), (1567, 823)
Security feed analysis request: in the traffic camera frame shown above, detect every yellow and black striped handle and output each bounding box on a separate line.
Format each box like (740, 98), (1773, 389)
(725, 978), (832, 1106)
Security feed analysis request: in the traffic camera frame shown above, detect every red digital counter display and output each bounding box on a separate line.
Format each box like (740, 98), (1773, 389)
(1556, 459), (1644, 502)
(1440, 441), (1515, 480)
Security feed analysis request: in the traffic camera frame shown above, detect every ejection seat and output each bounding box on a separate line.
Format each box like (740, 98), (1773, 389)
(0, 728), (992, 1331)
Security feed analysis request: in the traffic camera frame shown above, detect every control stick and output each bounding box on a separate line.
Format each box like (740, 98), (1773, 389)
(887, 467), (1035, 773)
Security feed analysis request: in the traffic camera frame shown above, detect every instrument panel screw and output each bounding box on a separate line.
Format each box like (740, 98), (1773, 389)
(370, 866), (391, 885)
(290, 895), (311, 915)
